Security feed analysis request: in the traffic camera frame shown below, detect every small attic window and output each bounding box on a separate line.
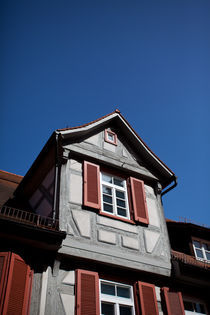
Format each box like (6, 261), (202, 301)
(105, 129), (117, 145)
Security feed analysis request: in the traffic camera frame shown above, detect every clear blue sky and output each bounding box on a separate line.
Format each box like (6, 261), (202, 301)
(1, 0), (210, 225)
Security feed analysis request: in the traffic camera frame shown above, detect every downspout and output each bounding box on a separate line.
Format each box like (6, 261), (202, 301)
(161, 176), (178, 197)
(52, 131), (60, 221)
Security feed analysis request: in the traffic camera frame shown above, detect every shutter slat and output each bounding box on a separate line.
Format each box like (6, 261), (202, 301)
(76, 269), (100, 315)
(162, 287), (185, 315)
(0, 252), (10, 314)
(84, 161), (101, 209)
(138, 282), (158, 315)
(130, 177), (149, 224)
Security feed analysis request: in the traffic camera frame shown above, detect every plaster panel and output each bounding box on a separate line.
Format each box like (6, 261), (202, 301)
(70, 173), (82, 204)
(72, 210), (91, 238)
(97, 216), (138, 233)
(103, 141), (116, 152)
(121, 236), (139, 250)
(85, 134), (100, 145)
(60, 294), (75, 315)
(147, 198), (160, 228)
(62, 271), (75, 285)
(98, 230), (116, 244)
(144, 230), (160, 253)
(70, 159), (82, 172)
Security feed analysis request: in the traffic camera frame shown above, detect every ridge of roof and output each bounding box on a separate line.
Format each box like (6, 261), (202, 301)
(57, 109), (175, 177)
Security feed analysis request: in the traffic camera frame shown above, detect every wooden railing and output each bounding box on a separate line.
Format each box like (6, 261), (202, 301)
(0, 206), (59, 230)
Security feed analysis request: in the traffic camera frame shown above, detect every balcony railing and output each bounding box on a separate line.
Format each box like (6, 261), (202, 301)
(0, 206), (59, 230)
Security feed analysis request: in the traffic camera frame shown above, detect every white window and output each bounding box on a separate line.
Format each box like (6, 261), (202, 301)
(192, 240), (210, 262)
(105, 129), (117, 145)
(184, 300), (207, 314)
(100, 280), (135, 315)
(101, 173), (129, 219)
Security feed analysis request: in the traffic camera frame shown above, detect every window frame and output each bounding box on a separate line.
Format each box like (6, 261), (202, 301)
(100, 172), (130, 220)
(104, 129), (117, 146)
(183, 298), (207, 314)
(192, 238), (210, 263)
(99, 279), (135, 315)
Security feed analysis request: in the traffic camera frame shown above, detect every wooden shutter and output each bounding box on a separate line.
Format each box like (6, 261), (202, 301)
(76, 269), (100, 315)
(138, 282), (158, 315)
(0, 252), (11, 313)
(162, 287), (185, 315)
(130, 177), (149, 224)
(2, 253), (33, 315)
(84, 161), (101, 209)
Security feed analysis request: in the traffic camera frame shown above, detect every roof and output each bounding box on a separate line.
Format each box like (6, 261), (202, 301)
(172, 250), (210, 270)
(166, 218), (210, 232)
(0, 170), (23, 206)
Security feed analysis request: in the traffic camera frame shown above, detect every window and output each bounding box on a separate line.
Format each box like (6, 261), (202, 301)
(184, 300), (207, 314)
(192, 240), (210, 262)
(105, 129), (117, 145)
(100, 280), (135, 315)
(83, 161), (149, 225)
(101, 173), (129, 219)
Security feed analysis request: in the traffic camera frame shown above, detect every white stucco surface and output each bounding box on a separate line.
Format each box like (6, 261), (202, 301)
(144, 230), (160, 253)
(72, 210), (91, 238)
(98, 230), (116, 244)
(121, 236), (139, 250)
(62, 271), (75, 285)
(97, 216), (138, 233)
(60, 294), (75, 315)
(70, 173), (82, 204)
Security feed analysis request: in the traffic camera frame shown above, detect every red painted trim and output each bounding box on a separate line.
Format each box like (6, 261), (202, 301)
(83, 161), (101, 209)
(138, 281), (158, 315)
(0, 252), (11, 314)
(130, 177), (149, 225)
(76, 269), (100, 315)
(162, 287), (185, 315)
(104, 129), (117, 145)
(99, 210), (135, 224)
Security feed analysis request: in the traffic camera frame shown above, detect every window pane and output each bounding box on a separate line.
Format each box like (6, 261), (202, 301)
(101, 303), (115, 315)
(117, 208), (127, 217)
(205, 251), (210, 260)
(103, 186), (112, 195)
(184, 301), (194, 311)
(102, 174), (112, 183)
(117, 199), (126, 208)
(116, 190), (125, 199)
(203, 243), (209, 250)
(196, 249), (204, 258)
(117, 286), (130, 298)
(101, 283), (115, 295)
(193, 241), (201, 248)
(108, 133), (114, 141)
(113, 178), (124, 187)
(120, 305), (132, 315)
(195, 303), (206, 314)
(104, 203), (113, 213)
(103, 195), (113, 204)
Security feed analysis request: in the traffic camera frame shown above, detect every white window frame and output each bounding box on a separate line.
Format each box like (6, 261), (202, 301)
(100, 172), (130, 219)
(192, 239), (210, 263)
(184, 298), (207, 314)
(100, 279), (135, 315)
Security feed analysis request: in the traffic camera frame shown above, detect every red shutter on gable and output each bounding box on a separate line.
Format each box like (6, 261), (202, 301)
(138, 282), (159, 315)
(76, 269), (100, 315)
(84, 161), (101, 209)
(1, 253), (33, 315)
(130, 177), (149, 224)
(162, 287), (185, 315)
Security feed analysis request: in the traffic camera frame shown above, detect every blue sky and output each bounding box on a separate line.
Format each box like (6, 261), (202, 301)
(1, 0), (210, 224)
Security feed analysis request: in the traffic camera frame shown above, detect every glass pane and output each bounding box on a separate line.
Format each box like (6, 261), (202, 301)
(117, 286), (130, 298)
(108, 133), (114, 141)
(116, 190), (125, 199)
(103, 195), (112, 204)
(193, 240), (201, 248)
(104, 203), (113, 213)
(117, 199), (126, 208)
(205, 251), (210, 260)
(101, 283), (115, 295)
(102, 174), (112, 183)
(101, 303), (115, 315)
(194, 303), (206, 313)
(113, 178), (124, 187)
(103, 186), (112, 195)
(117, 207), (127, 217)
(184, 301), (193, 311)
(203, 243), (209, 250)
(196, 249), (204, 258)
(120, 305), (132, 315)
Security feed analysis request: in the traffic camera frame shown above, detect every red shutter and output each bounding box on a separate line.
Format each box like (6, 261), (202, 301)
(2, 253), (33, 315)
(84, 161), (101, 209)
(138, 282), (158, 315)
(130, 177), (149, 224)
(75, 269), (100, 315)
(0, 252), (11, 313)
(162, 287), (185, 315)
